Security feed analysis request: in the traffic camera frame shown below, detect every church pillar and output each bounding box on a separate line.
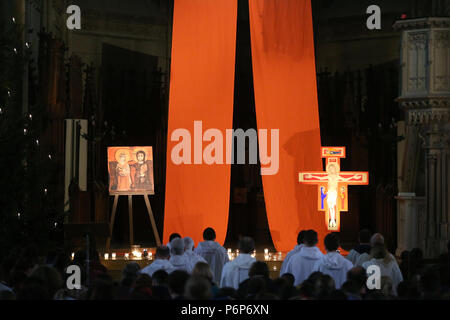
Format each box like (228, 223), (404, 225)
(394, 18), (450, 258)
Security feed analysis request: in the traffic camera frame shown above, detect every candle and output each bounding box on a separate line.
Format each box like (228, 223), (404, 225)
(264, 254), (269, 261)
(124, 253), (129, 259)
(149, 252), (153, 260)
(273, 266), (277, 271)
(104, 253), (109, 260)
(264, 248), (269, 254)
(71, 253), (74, 260)
(111, 253), (116, 259)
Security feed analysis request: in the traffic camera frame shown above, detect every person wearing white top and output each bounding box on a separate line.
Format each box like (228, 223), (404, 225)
(166, 233), (181, 251)
(183, 236), (207, 270)
(220, 237), (256, 289)
(355, 233), (398, 267)
(140, 246), (175, 277)
(194, 227), (229, 284)
(313, 233), (353, 289)
(280, 230), (306, 276)
(169, 237), (193, 273)
(285, 230), (324, 286)
(346, 229), (372, 265)
(362, 243), (403, 295)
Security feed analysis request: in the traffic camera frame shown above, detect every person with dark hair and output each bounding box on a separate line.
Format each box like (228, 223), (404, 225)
(346, 229), (372, 265)
(195, 227), (229, 284)
(167, 233), (182, 250)
(313, 233), (353, 289)
(346, 266), (368, 298)
(237, 261), (275, 299)
(141, 246), (175, 277)
(117, 262), (140, 300)
(168, 270), (190, 299)
(220, 237), (256, 289)
(284, 230), (324, 286)
(280, 230), (306, 276)
(151, 270), (172, 300)
(362, 243), (403, 296)
(185, 275), (213, 300)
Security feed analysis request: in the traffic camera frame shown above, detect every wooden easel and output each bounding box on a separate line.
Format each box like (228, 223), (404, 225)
(106, 193), (161, 252)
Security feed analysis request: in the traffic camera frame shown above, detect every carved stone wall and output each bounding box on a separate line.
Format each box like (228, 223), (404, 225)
(394, 18), (450, 258)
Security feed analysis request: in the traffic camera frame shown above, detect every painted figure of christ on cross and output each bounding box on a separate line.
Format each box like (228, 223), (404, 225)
(299, 147), (369, 231)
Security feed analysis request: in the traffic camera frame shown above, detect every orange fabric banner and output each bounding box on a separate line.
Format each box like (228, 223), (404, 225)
(163, 0), (237, 246)
(249, 0), (328, 252)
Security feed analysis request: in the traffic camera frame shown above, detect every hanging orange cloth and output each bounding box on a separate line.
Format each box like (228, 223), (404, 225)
(249, 0), (327, 252)
(163, 0), (238, 246)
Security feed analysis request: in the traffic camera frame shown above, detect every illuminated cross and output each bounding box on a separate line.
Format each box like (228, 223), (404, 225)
(299, 147), (369, 231)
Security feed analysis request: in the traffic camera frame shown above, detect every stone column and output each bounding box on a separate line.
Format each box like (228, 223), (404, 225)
(394, 18), (450, 258)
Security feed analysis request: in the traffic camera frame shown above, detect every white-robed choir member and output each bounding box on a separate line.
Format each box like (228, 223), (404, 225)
(194, 227), (229, 284)
(285, 230), (324, 286)
(140, 245), (175, 276)
(220, 237), (256, 289)
(362, 243), (403, 295)
(313, 233), (353, 289)
(346, 229), (372, 265)
(183, 236), (207, 269)
(280, 230), (306, 276)
(355, 233), (397, 267)
(166, 233), (181, 251)
(169, 238), (193, 273)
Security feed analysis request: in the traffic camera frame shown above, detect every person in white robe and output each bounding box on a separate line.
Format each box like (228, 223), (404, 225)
(140, 245), (175, 276)
(194, 227), (229, 284)
(355, 233), (397, 267)
(313, 233), (353, 289)
(168, 238), (192, 273)
(220, 237), (256, 289)
(183, 236), (207, 270)
(280, 230), (306, 276)
(166, 233), (181, 251)
(284, 230), (324, 286)
(346, 229), (372, 265)
(362, 243), (403, 295)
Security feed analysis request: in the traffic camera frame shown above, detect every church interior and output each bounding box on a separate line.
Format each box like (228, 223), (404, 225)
(0, 0), (449, 302)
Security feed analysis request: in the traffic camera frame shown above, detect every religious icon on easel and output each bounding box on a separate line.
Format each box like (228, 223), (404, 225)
(299, 147), (369, 231)
(106, 147), (160, 251)
(108, 147), (154, 195)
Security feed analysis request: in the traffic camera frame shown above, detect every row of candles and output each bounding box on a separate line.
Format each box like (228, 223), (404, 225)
(227, 248), (283, 262)
(71, 248), (284, 266)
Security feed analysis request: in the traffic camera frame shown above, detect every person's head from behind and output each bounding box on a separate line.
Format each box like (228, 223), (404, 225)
(370, 233), (384, 247)
(358, 229), (371, 244)
(324, 232), (340, 252)
(29, 265), (63, 298)
(280, 273), (295, 287)
(409, 248), (423, 264)
(303, 230), (318, 247)
(347, 267), (367, 295)
(184, 237), (195, 252)
(152, 269), (169, 287)
(170, 238), (185, 256)
(168, 270), (190, 298)
(192, 262), (213, 282)
(155, 245), (170, 260)
(371, 243), (387, 260)
(184, 275), (212, 300)
(169, 233), (181, 242)
(297, 230), (307, 245)
(249, 261), (269, 278)
(203, 228), (216, 241)
(238, 237), (255, 254)
(122, 262), (140, 282)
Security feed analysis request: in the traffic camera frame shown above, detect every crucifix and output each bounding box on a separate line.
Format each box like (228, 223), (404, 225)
(299, 147), (369, 231)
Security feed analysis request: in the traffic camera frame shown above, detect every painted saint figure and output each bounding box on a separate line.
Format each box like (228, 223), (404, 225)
(116, 151), (132, 191)
(132, 150), (153, 190)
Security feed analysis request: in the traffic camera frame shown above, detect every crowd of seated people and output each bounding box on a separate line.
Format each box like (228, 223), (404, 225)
(0, 227), (449, 300)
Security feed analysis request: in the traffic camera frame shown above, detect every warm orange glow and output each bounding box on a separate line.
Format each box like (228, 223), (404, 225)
(163, 0), (238, 246)
(249, 0), (328, 252)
